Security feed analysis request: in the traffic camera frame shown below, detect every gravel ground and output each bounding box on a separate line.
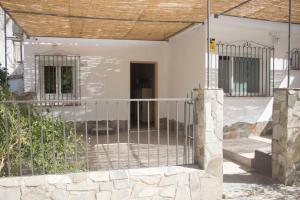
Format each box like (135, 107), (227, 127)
(223, 160), (300, 200)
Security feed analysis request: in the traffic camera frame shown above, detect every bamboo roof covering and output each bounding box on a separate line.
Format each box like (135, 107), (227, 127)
(0, 0), (299, 41)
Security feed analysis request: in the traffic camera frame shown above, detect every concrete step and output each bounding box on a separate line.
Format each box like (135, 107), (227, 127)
(223, 137), (272, 173)
(223, 149), (254, 169)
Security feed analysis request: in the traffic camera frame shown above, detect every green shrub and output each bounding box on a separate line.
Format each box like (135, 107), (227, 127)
(0, 68), (84, 176)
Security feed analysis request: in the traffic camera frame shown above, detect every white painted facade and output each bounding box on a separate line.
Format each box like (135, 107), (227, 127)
(16, 16), (300, 127)
(0, 8), (24, 93)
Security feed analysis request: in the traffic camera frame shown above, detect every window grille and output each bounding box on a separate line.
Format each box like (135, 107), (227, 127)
(35, 55), (80, 100)
(217, 41), (274, 97)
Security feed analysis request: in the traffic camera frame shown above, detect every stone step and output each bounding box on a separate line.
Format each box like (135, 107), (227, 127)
(223, 149), (254, 169)
(253, 150), (272, 177)
(223, 137), (271, 170)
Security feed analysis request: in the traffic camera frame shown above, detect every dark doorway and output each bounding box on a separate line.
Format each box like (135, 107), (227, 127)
(130, 62), (156, 128)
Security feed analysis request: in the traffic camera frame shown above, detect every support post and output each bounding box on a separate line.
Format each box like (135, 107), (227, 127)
(287, 0), (291, 88)
(206, 0), (210, 88)
(193, 89), (223, 178)
(272, 88), (300, 185)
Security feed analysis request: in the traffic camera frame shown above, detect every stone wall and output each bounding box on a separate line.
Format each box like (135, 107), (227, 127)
(272, 88), (300, 185)
(193, 89), (223, 179)
(0, 166), (222, 200)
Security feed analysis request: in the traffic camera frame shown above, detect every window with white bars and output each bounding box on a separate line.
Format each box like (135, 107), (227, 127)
(36, 55), (80, 100)
(217, 42), (274, 97)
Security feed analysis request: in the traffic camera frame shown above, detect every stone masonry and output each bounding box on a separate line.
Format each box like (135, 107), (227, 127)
(0, 88), (224, 200)
(193, 89), (223, 180)
(0, 166), (222, 200)
(272, 88), (300, 185)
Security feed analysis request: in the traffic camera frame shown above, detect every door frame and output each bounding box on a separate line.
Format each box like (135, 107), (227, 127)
(129, 61), (158, 128)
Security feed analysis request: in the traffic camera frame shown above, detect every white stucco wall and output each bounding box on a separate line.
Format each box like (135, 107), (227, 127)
(21, 15), (300, 127)
(24, 38), (169, 99)
(210, 16), (300, 126)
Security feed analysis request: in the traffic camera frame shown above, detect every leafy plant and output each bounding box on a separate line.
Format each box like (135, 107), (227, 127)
(0, 68), (84, 176)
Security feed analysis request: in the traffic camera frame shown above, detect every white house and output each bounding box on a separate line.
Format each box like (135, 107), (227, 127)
(1, 2), (300, 137)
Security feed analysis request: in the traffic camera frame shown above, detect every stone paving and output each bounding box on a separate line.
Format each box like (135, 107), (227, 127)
(223, 160), (300, 200)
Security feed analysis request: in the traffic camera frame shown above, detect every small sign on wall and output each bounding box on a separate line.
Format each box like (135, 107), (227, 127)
(210, 38), (216, 53)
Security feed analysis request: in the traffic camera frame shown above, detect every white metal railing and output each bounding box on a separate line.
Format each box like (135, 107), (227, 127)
(0, 98), (194, 177)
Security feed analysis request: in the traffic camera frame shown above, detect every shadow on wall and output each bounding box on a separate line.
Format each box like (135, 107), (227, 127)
(80, 56), (122, 99)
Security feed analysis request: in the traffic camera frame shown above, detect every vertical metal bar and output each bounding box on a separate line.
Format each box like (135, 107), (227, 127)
(167, 102), (170, 166)
(192, 99), (195, 164)
(106, 102), (110, 169)
(51, 103), (57, 172)
(84, 102), (89, 171)
(40, 56), (42, 100)
(147, 101), (150, 167)
(127, 101), (130, 169)
(79, 56), (81, 100)
(137, 101), (140, 168)
(221, 44), (224, 91)
(238, 46), (241, 96)
(95, 101), (99, 170)
(157, 102), (160, 166)
(73, 102), (78, 170)
(287, 0), (292, 88)
(273, 49), (275, 96)
(242, 46), (245, 96)
(62, 102), (67, 172)
(268, 49), (271, 96)
(176, 101), (179, 165)
(117, 102), (120, 169)
(188, 97), (191, 164)
(17, 105), (22, 176)
(27, 104), (34, 175)
(265, 48), (268, 96)
(207, 0), (211, 88)
(4, 11), (7, 84)
(41, 119), (45, 175)
(184, 101), (187, 164)
(35, 56), (37, 94)
(261, 48), (264, 96)
(4, 106), (10, 176)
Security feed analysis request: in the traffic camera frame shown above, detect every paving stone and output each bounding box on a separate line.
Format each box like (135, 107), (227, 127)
(51, 189), (69, 200)
(159, 173), (189, 186)
(70, 173), (87, 183)
(48, 175), (72, 184)
(96, 191), (111, 200)
(159, 186), (176, 198)
(69, 191), (96, 200)
(88, 171), (109, 182)
(132, 183), (159, 198)
(0, 187), (21, 200)
(99, 181), (113, 191)
(22, 187), (48, 200)
(0, 177), (22, 187)
(111, 189), (130, 200)
(24, 176), (46, 187)
(67, 182), (98, 191)
(109, 170), (128, 180)
(113, 179), (129, 189)
(175, 185), (191, 200)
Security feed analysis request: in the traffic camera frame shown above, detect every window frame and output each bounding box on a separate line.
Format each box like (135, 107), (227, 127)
(217, 42), (274, 97)
(37, 55), (79, 100)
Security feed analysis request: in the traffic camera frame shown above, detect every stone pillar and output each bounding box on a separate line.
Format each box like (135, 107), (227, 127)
(193, 89), (223, 178)
(272, 88), (300, 185)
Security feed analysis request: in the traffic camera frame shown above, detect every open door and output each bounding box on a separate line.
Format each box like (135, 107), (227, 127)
(130, 62), (157, 128)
